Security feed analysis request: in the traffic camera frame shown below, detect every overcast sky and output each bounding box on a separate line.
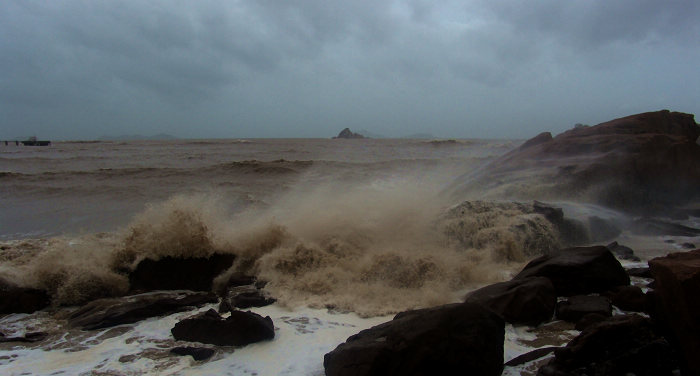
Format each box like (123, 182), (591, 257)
(2, 0), (699, 140)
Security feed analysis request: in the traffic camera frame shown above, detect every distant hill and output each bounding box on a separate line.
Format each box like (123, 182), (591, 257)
(99, 133), (178, 141)
(333, 128), (366, 139)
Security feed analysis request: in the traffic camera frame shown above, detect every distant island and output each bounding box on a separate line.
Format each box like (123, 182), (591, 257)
(99, 133), (178, 141)
(333, 128), (366, 139)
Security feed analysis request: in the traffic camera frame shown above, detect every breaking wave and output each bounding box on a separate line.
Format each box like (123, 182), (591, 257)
(2, 178), (563, 316)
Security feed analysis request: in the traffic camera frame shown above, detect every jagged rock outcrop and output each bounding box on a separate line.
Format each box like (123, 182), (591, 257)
(324, 303), (504, 376)
(448, 110), (700, 214)
(68, 291), (217, 330)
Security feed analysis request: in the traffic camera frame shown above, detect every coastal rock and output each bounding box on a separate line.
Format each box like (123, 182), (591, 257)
(334, 128), (365, 139)
(218, 286), (276, 313)
(129, 253), (236, 292)
(448, 110), (700, 213)
(606, 241), (640, 261)
(68, 291), (217, 330)
(538, 315), (679, 376)
(626, 266), (652, 278)
(0, 331), (48, 343)
(0, 277), (50, 314)
(323, 303), (504, 376)
(170, 346), (215, 361)
(648, 249), (700, 375)
(603, 285), (647, 312)
(574, 313), (608, 331)
(464, 277), (555, 326)
(513, 246), (630, 296)
(171, 309), (274, 346)
(555, 295), (612, 323)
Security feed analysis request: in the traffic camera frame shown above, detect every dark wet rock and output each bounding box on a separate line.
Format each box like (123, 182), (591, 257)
(448, 110), (700, 214)
(574, 313), (608, 331)
(214, 273), (257, 296)
(170, 346), (215, 361)
(464, 277), (555, 326)
(631, 218), (700, 237)
(648, 249), (700, 375)
(0, 331), (48, 343)
(505, 346), (558, 367)
(556, 295), (612, 323)
(514, 246), (630, 296)
(626, 266), (652, 278)
(682, 242), (696, 249)
(0, 277), (50, 314)
(603, 285), (647, 312)
(129, 253), (236, 292)
(171, 309), (274, 347)
(606, 241), (640, 261)
(537, 314), (679, 376)
(219, 286), (276, 313)
(324, 303), (504, 376)
(68, 291), (217, 330)
(334, 128), (365, 139)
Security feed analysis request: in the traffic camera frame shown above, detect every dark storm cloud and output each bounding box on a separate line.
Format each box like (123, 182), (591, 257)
(1, 0), (699, 139)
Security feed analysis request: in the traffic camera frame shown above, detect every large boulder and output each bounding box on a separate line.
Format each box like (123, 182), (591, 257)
(538, 315), (679, 376)
(513, 246), (629, 296)
(129, 253), (236, 292)
(0, 277), (50, 314)
(68, 291), (217, 330)
(171, 309), (274, 346)
(464, 277), (556, 326)
(603, 285), (647, 312)
(447, 110), (700, 213)
(323, 303), (504, 376)
(648, 249), (700, 375)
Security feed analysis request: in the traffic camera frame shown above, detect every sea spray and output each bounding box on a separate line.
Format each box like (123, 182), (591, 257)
(1, 177), (562, 315)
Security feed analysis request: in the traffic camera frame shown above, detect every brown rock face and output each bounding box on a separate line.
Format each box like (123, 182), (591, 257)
(448, 110), (700, 213)
(171, 308), (274, 347)
(513, 246), (629, 296)
(464, 277), (556, 326)
(323, 303), (504, 376)
(648, 249), (700, 375)
(128, 254), (236, 292)
(0, 277), (50, 314)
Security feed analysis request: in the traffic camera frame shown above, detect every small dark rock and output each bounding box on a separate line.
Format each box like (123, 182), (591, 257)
(171, 309), (274, 347)
(626, 266), (652, 278)
(682, 242), (696, 249)
(219, 286), (276, 313)
(333, 128), (365, 139)
(0, 331), (48, 343)
(606, 241), (640, 261)
(556, 295), (612, 323)
(505, 346), (558, 367)
(170, 346), (216, 361)
(514, 246), (630, 296)
(464, 277), (556, 326)
(604, 285), (647, 312)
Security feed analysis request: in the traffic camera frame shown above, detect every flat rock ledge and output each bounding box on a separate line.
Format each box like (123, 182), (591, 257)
(68, 291), (217, 330)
